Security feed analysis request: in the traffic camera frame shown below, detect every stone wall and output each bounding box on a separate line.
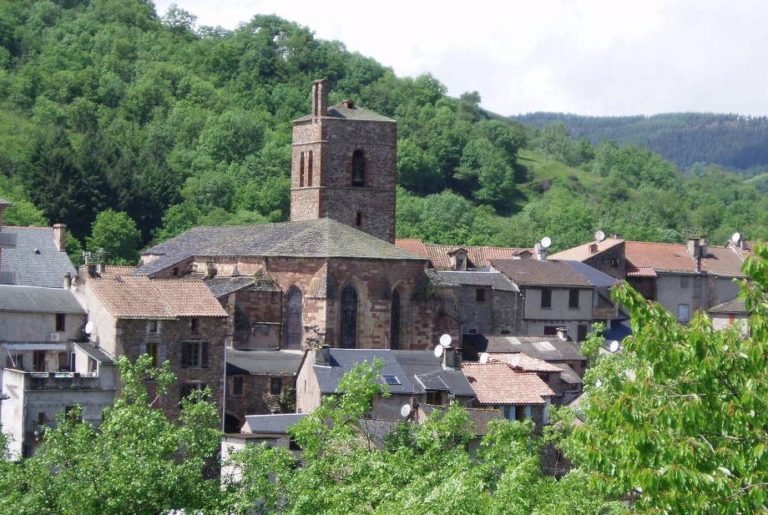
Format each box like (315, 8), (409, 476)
(583, 241), (627, 279)
(225, 372), (295, 425)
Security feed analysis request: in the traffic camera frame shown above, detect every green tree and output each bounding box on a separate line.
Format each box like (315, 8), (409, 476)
(86, 209), (142, 265)
(570, 244), (768, 512)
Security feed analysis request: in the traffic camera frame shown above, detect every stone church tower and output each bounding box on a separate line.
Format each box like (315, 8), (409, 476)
(290, 79), (397, 243)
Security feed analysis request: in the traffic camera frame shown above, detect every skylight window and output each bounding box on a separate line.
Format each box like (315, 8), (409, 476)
(382, 374), (401, 385)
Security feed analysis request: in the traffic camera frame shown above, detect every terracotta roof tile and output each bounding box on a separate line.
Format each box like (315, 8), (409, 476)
(462, 362), (555, 405)
(395, 239), (531, 269)
(87, 275), (228, 319)
(625, 241), (745, 277)
(550, 238), (624, 261)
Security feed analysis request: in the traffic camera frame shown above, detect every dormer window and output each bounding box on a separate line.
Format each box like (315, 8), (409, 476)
(352, 149), (365, 187)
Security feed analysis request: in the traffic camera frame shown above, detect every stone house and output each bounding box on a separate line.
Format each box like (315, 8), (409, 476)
(489, 259), (620, 340)
(76, 267), (228, 420)
(295, 348), (476, 419)
(461, 362), (555, 429)
(708, 296), (749, 335)
(480, 352), (582, 405)
(551, 236), (749, 322)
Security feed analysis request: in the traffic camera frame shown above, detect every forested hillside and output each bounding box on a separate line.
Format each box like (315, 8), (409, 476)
(0, 0), (766, 264)
(514, 112), (768, 173)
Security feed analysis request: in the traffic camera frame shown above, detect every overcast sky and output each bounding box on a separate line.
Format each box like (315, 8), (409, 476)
(153, 0), (768, 117)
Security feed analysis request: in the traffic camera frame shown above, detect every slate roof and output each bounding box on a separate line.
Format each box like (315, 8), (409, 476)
(204, 277), (257, 298)
(310, 349), (475, 398)
(226, 350), (302, 376)
(243, 413), (308, 434)
(136, 218), (423, 276)
(73, 341), (114, 363)
(483, 352), (563, 373)
(431, 270), (519, 292)
(709, 296), (748, 315)
(0, 285), (85, 314)
(0, 226), (76, 288)
(294, 102), (395, 123)
(462, 363), (554, 405)
(552, 363), (582, 385)
(396, 239), (532, 269)
(491, 259), (618, 288)
(463, 334), (586, 363)
(86, 275), (228, 319)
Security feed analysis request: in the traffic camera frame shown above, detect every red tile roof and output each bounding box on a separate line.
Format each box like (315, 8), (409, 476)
(87, 275), (228, 319)
(550, 237), (624, 261)
(395, 239), (532, 269)
(625, 241), (745, 277)
(462, 362), (555, 405)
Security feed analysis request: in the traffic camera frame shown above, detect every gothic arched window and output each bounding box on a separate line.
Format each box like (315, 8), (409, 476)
(390, 290), (401, 350)
(352, 149), (365, 187)
(299, 153), (305, 187)
(283, 287), (303, 350)
(340, 286), (358, 348)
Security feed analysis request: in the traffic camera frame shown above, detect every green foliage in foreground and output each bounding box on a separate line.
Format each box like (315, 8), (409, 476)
(570, 243), (768, 513)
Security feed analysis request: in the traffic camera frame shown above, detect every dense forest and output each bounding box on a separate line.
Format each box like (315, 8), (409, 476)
(0, 0), (766, 265)
(514, 112), (768, 173)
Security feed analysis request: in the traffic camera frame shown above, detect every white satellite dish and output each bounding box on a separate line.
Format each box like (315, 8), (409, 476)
(84, 321), (94, 335)
(439, 334), (452, 348)
(594, 230), (606, 242)
(731, 232), (742, 244)
(540, 236), (552, 249)
(400, 404), (412, 418)
(608, 340), (620, 353)
(433, 345), (444, 358)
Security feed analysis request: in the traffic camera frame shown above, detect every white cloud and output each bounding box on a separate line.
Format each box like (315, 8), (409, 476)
(154, 0), (768, 116)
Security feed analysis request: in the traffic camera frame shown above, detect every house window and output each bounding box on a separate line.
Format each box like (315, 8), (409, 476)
(476, 289), (486, 302)
(190, 318), (199, 333)
(270, 377), (283, 395)
(390, 290), (402, 350)
(425, 390), (445, 405)
(172, 267), (179, 276)
(355, 211), (362, 227)
(541, 288), (552, 309)
(231, 376), (244, 396)
(455, 256), (466, 270)
(610, 258), (619, 268)
(283, 287), (303, 350)
(33, 351), (46, 372)
(677, 304), (690, 323)
(148, 320), (160, 334)
(352, 149), (365, 187)
(503, 405), (532, 420)
(568, 289), (580, 309)
(299, 152), (305, 187)
(544, 326), (558, 336)
(577, 324), (589, 341)
(680, 275), (689, 288)
(55, 313), (66, 332)
(37, 412), (46, 425)
(146, 342), (159, 367)
(180, 382), (207, 402)
(340, 286), (358, 349)
(181, 342), (210, 369)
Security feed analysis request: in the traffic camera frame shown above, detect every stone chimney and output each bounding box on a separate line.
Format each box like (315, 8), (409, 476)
(312, 79), (329, 118)
(534, 242), (548, 261)
(699, 236), (707, 258)
(556, 327), (569, 341)
(53, 223), (66, 252)
(442, 347), (462, 370)
(589, 243), (598, 254)
(686, 238), (701, 259)
(63, 272), (72, 289)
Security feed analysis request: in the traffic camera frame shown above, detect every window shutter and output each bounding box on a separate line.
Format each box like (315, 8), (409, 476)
(201, 342), (210, 369)
(181, 343), (190, 368)
(158, 342), (167, 366)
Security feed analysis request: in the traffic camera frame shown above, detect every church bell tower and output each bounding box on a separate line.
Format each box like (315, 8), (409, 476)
(289, 79), (397, 243)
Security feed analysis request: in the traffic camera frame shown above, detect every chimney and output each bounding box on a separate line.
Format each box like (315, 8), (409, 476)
(442, 347), (461, 370)
(534, 242), (548, 261)
(699, 236), (707, 258)
(96, 263), (105, 275)
(589, 243), (598, 254)
(687, 238), (700, 259)
(312, 79), (329, 118)
(53, 223), (66, 251)
(315, 345), (331, 366)
(63, 272), (72, 289)
(556, 327), (569, 341)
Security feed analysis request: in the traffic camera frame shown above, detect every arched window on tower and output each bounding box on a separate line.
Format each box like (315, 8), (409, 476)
(352, 149), (365, 187)
(283, 287), (303, 350)
(308, 150), (313, 187)
(340, 286), (358, 348)
(390, 290), (402, 350)
(299, 153), (305, 187)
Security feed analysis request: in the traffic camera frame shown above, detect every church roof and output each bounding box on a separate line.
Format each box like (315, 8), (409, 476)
(136, 218), (423, 276)
(294, 102), (395, 123)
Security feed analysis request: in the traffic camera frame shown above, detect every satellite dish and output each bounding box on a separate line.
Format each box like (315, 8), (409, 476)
(439, 334), (452, 348)
(594, 230), (606, 242)
(400, 404), (412, 418)
(84, 321), (94, 335)
(608, 340), (620, 353)
(731, 232), (742, 244)
(433, 345), (444, 358)
(540, 236), (552, 249)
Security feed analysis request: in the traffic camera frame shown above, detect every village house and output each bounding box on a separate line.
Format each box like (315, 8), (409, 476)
(708, 296), (749, 335)
(480, 352), (582, 405)
(76, 266), (229, 420)
(551, 235), (749, 322)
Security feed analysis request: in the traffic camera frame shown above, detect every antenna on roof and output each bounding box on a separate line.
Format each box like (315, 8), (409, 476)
(540, 236), (552, 249)
(594, 230), (606, 243)
(400, 403), (412, 419)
